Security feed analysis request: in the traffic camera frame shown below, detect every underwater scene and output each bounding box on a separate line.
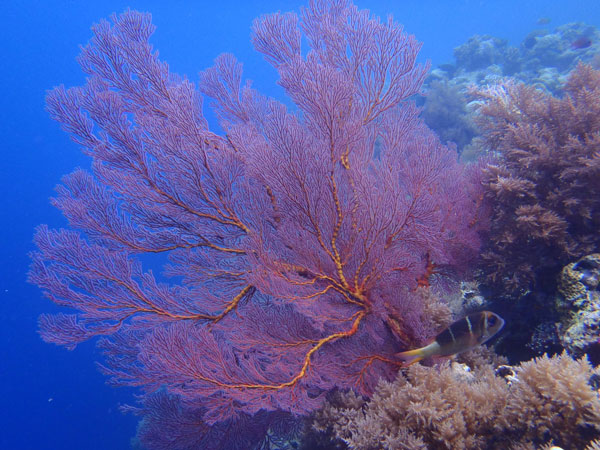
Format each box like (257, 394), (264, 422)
(3, 0), (600, 449)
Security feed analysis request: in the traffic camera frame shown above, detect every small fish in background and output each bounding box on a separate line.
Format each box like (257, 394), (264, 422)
(571, 36), (592, 49)
(397, 311), (505, 366)
(536, 17), (551, 25)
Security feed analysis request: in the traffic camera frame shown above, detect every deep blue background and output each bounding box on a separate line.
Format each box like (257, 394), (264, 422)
(1, 1), (598, 448)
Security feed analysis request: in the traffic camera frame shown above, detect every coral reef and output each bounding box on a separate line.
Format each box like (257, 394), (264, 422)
(556, 254), (600, 361)
(560, 314), (600, 355)
(558, 253), (600, 302)
(446, 281), (491, 316)
(422, 22), (600, 154)
(453, 35), (511, 72)
(420, 80), (478, 153)
(520, 23), (599, 76)
(315, 352), (600, 450)
(420, 29), (600, 360)
(474, 63), (600, 296)
(430, 22), (600, 94)
(32, 1), (600, 447)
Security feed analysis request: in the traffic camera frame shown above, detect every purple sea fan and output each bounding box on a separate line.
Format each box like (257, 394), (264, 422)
(30, 0), (486, 439)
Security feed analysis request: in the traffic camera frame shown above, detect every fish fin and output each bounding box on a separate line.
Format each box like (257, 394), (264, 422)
(396, 348), (426, 366)
(397, 342), (440, 366)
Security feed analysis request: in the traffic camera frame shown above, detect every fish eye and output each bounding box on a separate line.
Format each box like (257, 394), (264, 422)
(488, 315), (497, 326)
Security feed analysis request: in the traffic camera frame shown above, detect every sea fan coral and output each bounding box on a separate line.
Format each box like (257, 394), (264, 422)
(30, 1), (487, 446)
(473, 63), (600, 295)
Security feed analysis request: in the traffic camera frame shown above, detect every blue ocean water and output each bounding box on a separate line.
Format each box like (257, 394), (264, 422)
(1, 1), (598, 449)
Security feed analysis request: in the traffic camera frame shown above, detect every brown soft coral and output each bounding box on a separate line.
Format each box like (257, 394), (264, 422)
(505, 352), (600, 446)
(474, 63), (600, 296)
(315, 352), (600, 450)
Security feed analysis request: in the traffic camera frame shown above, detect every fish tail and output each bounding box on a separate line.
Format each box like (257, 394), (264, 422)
(396, 348), (426, 366)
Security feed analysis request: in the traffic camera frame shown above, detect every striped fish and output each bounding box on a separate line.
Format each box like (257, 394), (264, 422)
(397, 311), (505, 366)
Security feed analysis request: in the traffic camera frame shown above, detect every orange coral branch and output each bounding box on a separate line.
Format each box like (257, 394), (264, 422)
(194, 310), (367, 390)
(415, 254), (437, 289)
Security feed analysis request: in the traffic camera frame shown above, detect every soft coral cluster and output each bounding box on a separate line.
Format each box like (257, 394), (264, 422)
(474, 63), (600, 295)
(316, 351), (600, 449)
